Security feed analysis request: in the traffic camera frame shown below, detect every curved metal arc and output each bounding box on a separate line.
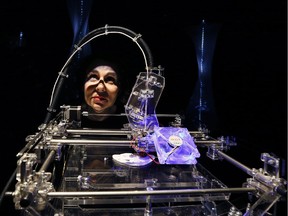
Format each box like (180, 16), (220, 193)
(46, 25), (154, 123)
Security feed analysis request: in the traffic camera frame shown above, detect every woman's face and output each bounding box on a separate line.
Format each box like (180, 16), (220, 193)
(84, 65), (119, 113)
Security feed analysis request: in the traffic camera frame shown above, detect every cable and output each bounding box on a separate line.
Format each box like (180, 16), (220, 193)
(44, 24), (154, 124)
(0, 169), (16, 209)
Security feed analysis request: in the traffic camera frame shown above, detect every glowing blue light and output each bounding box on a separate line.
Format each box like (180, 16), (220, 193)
(151, 126), (200, 164)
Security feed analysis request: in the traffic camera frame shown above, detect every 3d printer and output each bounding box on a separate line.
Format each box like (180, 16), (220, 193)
(1, 25), (286, 216)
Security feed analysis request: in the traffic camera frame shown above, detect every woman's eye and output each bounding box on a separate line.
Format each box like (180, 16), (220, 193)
(87, 74), (99, 82)
(86, 74), (117, 85)
(104, 76), (117, 84)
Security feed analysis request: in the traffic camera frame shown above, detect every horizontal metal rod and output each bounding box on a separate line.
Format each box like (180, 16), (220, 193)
(50, 139), (134, 146)
(67, 129), (204, 136)
(194, 140), (223, 144)
(83, 113), (179, 118)
(49, 138), (221, 147)
(67, 129), (131, 135)
(47, 187), (255, 198)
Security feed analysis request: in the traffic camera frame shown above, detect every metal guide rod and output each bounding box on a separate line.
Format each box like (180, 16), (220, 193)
(66, 129), (132, 135)
(47, 187), (256, 198)
(194, 140), (223, 144)
(38, 150), (56, 172)
(84, 113), (179, 117)
(50, 139), (134, 146)
(49, 138), (221, 146)
(216, 150), (274, 183)
(66, 129), (205, 136)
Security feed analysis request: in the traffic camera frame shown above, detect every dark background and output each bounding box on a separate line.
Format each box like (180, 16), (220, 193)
(0, 0), (286, 214)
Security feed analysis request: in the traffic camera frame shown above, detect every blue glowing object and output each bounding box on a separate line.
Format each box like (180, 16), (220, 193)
(151, 126), (200, 164)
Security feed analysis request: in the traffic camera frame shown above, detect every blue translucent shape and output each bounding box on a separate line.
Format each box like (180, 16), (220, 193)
(151, 126), (200, 164)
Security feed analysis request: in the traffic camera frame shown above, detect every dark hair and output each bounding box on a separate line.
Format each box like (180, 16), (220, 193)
(83, 57), (122, 89)
(76, 55), (121, 83)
